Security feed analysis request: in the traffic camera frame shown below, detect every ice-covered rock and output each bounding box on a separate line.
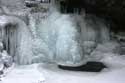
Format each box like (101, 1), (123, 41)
(1, 50), (13, 68)
(90, 41), (120, 61)
(82, 41), (97, 55)
(0, 50), (13, 77)
(0, 15), (33, 65)
(0, 61), (4, 72)
(0, 2), (111, 66)
(0, 42), (3, 52)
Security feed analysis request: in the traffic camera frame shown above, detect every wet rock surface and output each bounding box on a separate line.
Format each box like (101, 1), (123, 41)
(58, 62), (107, 72)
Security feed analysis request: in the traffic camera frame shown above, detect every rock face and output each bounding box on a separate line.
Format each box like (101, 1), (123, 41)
(83, 0), (125, 33)
(60, 0), (125, 32)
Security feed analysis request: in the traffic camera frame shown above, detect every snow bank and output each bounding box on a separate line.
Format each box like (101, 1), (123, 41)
(1, 64), (45, 83)
(37, 60), (125, 83)
(1, 55), (125, 83)
(1, 53), (125, 83)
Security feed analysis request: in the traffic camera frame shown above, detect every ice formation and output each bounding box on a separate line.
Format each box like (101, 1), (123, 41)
(0, 15), (33, 65)
(32, 7), (110, 66)
(0, 42), (13, 75)
(0, 0), (111, 66)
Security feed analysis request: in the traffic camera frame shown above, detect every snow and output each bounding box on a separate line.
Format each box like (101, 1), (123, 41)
(0, 50), (13, 68)
(38, 62), (125, 83)
(90, 41), (120, 61)
(0, 63), (4, 71)
(1, 54), (125, 83)
(1, 64), (45, 83)
(0, 40), (124, 83)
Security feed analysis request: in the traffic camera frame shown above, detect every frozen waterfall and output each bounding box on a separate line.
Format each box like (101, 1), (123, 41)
(31, 7), (110, 66)
(0, 6), (110, 66)
(0, 15), (33, 65)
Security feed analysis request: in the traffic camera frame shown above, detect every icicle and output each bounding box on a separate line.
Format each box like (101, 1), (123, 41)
(28, 14), (37, 38)
(0, 15), (33, 65)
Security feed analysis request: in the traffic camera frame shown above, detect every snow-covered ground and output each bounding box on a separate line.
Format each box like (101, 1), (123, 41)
(0, 1), (125, 83)
(0, 64), (45, 83)
(1, 54), (125, 83)
(1, 42), (125, 83)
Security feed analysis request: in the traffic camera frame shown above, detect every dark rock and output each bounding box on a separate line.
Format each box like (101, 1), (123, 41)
(59, 0), (125, 32)
(0, 71), (3, 75)
(25, 2), (38, 8)
(82, 0), (125, 33)
(119, 47), (125, 55)
(25, 0), (39, 8)
(41, 0), (50, 3)
(58, 61), (107, 72)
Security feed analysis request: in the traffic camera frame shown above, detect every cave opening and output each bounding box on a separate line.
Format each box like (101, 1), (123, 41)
(3, 23), (18, 58)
